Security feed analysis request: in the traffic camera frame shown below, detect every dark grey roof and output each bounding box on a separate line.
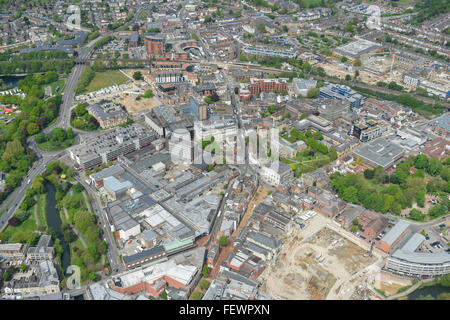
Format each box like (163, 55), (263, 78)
(122, 245), (165, 264)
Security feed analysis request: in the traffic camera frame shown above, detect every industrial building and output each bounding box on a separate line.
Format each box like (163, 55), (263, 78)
(352, 137), (405, 169)
(333, 38), (382, 60)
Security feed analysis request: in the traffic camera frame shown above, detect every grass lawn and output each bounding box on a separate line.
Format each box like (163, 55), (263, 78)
(304, 0), (321, 8)
(37, 138), (74, 152)
(85, 70), (129, 93)
(3, 217), (37, 238)
(49, 79), (65, 94)
(36, 194), (47, 228)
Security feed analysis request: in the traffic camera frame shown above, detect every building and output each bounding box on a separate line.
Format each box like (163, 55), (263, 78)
(352, 137), (405, 169)
(403, 71), (421, 87)
(108, 205), (141, 241)
(109, 247), (204, 297)
(129, 33), (139, 48)
(144, 35), (165, 56)
(103, 176), (133, 201)
(27, 235), (54, 261)
(3, 260), (60, 299)
(317, 100), (349, 122)
(260, 162), (293, 186)
(242, 45), (297, 59)
(421, 137), (449, 160)
(333, 38), (382, 60)
(319, 84), (364, 109)
(122, 246), (167, 269)
(0, 243), (27, 260)
(352, 120), (389, 142)
(432, 114), (450, 139)
(90, 165), (125, 188)
(87, 103), (128, 129)
(386, 233), (450, 277)
(379, 220), (410, 253)
(141, 230), (160, 249)
(293, 78), (317, 97)
(394, 53), (424, 71)
(68, 124), (156, 169)
(206, 244), (219, 268)
(246, 232), (280, 252)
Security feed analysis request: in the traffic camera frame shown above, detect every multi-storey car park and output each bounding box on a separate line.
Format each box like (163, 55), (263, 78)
(68, 124), (158, 169)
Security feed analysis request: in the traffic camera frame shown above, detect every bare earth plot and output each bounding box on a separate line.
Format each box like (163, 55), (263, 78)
(374, 271), (412, 296)
(117, 94), (160, 114)
(261, 214), (378, 300)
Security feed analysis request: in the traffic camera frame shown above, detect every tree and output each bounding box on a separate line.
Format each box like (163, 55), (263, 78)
(88, 272), (98, 282)
(341, 56), (348, 63)
(132, 71), (142, 80)
(306, 88), (319, 98)
(34, 133), (46, 144)
(343, 186), (358, 203)
(364, 169), (374, 180)
(329, 149), (338, 161)
(199, 279), (211, 290)
(414, 154), (429, 169)
(143, 89), (153, 98)
(26, 122), (40, 135)
(427, 158), (443, 176)
(415, 191), (425, 207)
(218, 236), (229, 247)
(409, 208), (424, 221)
(257, 22), (267, 33)
(191, 291), (204, 300)
(210, 92), (220, 102)
(302, 62), (311, 73)
(345, 74), (351, 81)
(202, 265), (210, 277)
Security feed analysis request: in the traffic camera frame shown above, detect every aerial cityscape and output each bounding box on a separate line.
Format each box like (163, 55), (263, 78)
(0, 0), (449, 304)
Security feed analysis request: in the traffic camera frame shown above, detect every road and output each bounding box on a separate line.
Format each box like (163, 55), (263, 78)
(75, 174), (124, 274)
(0, 152), (62, 232)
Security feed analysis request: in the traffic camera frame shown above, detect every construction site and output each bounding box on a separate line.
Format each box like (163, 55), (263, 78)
(260, 214), (380, 300)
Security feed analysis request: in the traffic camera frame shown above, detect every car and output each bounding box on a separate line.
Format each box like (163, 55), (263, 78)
(127, 239), (132, 244)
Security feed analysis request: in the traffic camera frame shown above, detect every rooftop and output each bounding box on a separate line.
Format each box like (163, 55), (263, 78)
(352, 137), (405, 168)
(381, 220), (410, 246)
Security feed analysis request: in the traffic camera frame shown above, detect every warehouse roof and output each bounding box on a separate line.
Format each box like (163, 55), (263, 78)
(381, 220), (410, 246)
(391, 249), (450, 265)
(401, 233), (425, 253)
(352, 137), (405, 168)
(122, 245), (165, 264)
(90, 165), (125, 182)
(104, 176), (133, 193)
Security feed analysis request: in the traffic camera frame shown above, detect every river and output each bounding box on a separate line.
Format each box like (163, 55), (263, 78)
(0, 75), (26, 88)
(407, 284), (449, 300)
(44, 181), (71, 273)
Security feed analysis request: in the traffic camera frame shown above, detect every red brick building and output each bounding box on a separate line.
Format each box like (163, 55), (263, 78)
(247, 78), (288, 95)
(145, 36), (165, 56)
